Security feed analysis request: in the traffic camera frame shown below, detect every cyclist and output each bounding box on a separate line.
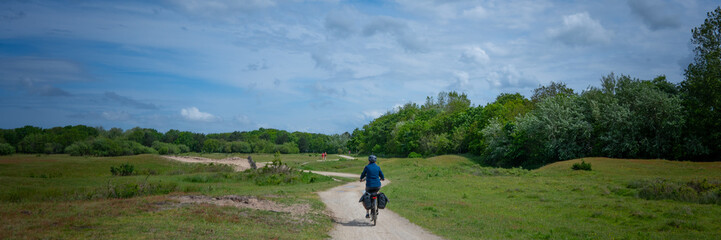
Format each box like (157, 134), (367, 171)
(360, 155), (384, 218)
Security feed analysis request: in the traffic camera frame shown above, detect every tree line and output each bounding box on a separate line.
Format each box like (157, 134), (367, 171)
(0, 126), (351, 157)
(347, 7), (721, 167)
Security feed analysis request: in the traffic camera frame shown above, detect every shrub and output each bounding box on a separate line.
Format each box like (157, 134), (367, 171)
(121, 140), (157, 155)
(628, 178), (721, 204)
(275, 142), (300, 154)
(572, 160), (592, 171)
(152, 141), (189, 155)
(67, 138), (157, 156)
(241, 152), (332, 185)
(110, 163), (135, 176)
(408, 152), (422, 158)
(228, 141), (252, 153)
(65, 141), (92, 156)
(0, 143), (15, 155)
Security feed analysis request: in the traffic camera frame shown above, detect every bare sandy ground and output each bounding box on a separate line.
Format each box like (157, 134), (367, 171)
(162, 155), (442, 239)
(161, 156), (258, 171)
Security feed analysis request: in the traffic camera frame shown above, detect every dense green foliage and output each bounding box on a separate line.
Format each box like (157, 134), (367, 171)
(682, 7), (721, 161)
(0, 143), (14, 155)
(348, 74), (704, 168)
(0, 125), (348, 157)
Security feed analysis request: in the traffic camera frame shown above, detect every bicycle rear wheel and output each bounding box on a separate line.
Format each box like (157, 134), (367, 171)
(372, 198), (377, 226)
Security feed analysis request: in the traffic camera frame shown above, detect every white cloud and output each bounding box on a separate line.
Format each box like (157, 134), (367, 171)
(181, 107), (220, 122)
(461, 6), (487, 19)
(459, 46), (490, 65)
(486, 65), (537, 89)
(362, 110), (383, 119)
(449, 71), (470, 90)
(483, 42), (508, 56)
(548, 12), (612, 46)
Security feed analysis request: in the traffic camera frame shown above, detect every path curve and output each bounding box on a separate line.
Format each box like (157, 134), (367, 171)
(315, 172), (443, 240)
(162, 155), (442, 239)
(161, 156), (255, 171)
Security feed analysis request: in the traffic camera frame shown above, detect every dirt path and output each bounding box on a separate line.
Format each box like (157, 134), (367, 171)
(162, 155), (442, 239)
(161, 156), (260, 171)
(316, 173), (443, 240)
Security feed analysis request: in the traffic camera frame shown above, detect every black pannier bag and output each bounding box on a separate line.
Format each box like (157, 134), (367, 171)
(359, 193), (372, 210)
(377, 192), (389, 209)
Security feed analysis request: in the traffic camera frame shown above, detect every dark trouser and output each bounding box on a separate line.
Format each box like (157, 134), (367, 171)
(365, 187), (380, 194)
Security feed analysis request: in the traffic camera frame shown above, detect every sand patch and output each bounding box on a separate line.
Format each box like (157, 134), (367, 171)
(162, 156), (256, 171)
(170, 195), (311, 215)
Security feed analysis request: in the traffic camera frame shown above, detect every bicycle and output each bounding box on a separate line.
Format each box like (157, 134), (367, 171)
(360, 178), (380, 226)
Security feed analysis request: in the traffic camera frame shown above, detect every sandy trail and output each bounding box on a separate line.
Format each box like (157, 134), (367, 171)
(161, 156), (260, 171)
(162, 155), (441, 239)
(317, 173), (443, 240)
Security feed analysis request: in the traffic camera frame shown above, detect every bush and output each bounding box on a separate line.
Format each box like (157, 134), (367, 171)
(408, 152), (422, 158)
(66, 138), (157, 156)
(152, 141), (189, 155)
(0, 143), (15, 155)
(275, 142), (300, 154)
(628, 178), (721, 204)
(241, 152), (332, 185)
(65, 141), (92, 156)
(228, 141), (252, 153)
(572, 160), (592, 171)
(110, 163), (135, 176)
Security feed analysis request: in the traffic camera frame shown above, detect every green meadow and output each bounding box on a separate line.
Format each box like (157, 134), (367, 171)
(0, 154), (343, 239)
(2, 153), (720, 239)
(301, 155), (721, 239)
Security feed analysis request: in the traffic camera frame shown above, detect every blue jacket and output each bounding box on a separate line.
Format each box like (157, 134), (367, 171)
(360, 163), (384, 188)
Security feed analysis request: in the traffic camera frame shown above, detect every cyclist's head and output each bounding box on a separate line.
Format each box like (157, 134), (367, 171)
(368, 155), (377, 163)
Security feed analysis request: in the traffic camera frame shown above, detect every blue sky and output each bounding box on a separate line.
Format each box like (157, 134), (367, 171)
(0, 0), (717, 134)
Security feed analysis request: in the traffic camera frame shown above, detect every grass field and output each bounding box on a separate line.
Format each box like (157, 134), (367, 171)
(0, 154), (345, 239)
(4, 153), (720, 239)
(302, 155), (721, 239)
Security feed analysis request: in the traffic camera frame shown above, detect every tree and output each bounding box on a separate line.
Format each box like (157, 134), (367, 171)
(203, 139), (223, 153)
(681, 6), (721, 160)
(531, 82), (576, 103)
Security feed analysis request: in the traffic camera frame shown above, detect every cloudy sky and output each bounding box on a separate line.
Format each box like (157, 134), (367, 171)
(0, 0), (717, 134)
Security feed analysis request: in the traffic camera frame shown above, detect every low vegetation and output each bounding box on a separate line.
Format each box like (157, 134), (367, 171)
(303, 155), (721, 239)
(571, 159), (592, 171)
(628, 178), (721, 205)
(110, 163), (135, 176)
(0, 154), (344, 239)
